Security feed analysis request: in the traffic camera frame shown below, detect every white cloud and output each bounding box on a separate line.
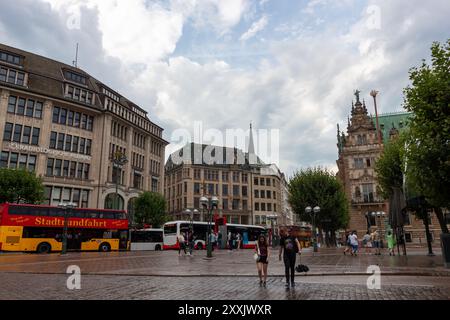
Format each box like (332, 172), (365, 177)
(240, 15), (268, 41)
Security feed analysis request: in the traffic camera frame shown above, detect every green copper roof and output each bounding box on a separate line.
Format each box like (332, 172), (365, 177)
(371, 111), (412, 142)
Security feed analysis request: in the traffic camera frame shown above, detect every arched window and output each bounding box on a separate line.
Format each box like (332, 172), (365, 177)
(104, 193), (124, 210)
(355, 186), (361, 198)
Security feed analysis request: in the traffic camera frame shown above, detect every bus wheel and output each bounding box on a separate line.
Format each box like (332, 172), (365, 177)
(155, 244), (162, 251)
(37, 242), (51, 254)
(99, 243), (111, 252)
(197, 243), (203, 250)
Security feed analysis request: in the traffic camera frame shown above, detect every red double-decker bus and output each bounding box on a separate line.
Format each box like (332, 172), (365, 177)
(0, 203), (129, 253)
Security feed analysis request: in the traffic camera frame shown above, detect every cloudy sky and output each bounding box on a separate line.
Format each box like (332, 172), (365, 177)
(0, 0), (448, 176)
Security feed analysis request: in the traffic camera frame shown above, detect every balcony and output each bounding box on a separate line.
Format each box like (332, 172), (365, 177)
(351, 193), (385, 205)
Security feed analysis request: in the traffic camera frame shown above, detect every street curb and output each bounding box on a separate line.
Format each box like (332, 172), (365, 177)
(2, 271), (450, 277)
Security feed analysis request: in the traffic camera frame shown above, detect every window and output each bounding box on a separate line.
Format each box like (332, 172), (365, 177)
(266, 190), (271, 198)
(65, 135), (72, 151)
(67, 111), (74, 126)
(354, 158), (364, 169)
(255, 215), (260, 224)
(254, 190), (259, 198)
(266, 178), (271, 186)
(83, 164), (90, 180)
(232, 199), (240, 210)
(273, 191), (276, 199)
(13, 124), (22, 142)
(26, 100), (34, 117)
(81, 114), (87, 129)
(0, 52), (21, 65)
(0, 152), (9, 168)
(222, 184), (228, 196)
(49, 132), (57, 149)
(255, 203), (260, 211)
(35, 102), (43, 119)
(57, 133), (65, 150)
(261, 203), (266, 211)
(63, 160), (69, 177)
(9, 153), (18, 168)
(17, 98), (25, 115)
(7, 69), (16, 83)
(74, 112), (81, 127)
(3, 122), (13, 141)
(28, 155), (36, 171)
(261, 215), (267, 225)
(151, 178), (158, 192)
(222, 199), (228, 210)
(222, 172), (228, 182)
(267, 203), (272, 211)
(194, 183), (201, 194)
(362, 184), (374, 203)
(52, 107), (60, 123)
(64, 70), (87, 85)
(16, 72), (25, 86)
(31, 128), (39, 145)
(70, 161), (76, 177)
(59, 108), (67, 124)
(79, 138), (86, 154)
(72, 136), (79, 153)
(242, 186), (248, 197)
(54, 159), (62, 176)
(260, 190), (265, 199)
(0, 67), (7, 82)
(22, 126), (31, 144)
(366, 158), (371, 167)
(87, 116), (93, 131)
(85, 139), (91, 155)
(233, 185), (240, 196)
(7, 96), (16, 113)
(77, 163), (83, 179)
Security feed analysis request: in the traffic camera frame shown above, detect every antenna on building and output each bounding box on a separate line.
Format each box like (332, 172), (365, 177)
(72, 43), (79, 68)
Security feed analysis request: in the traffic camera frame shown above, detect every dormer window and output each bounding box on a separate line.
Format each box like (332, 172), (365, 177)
(64, 70), (87, 85)
(0, 51), (21, 65)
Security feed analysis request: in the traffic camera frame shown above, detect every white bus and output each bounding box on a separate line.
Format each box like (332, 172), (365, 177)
(130, 228), (164, 251)
(162, 221), (266, 250)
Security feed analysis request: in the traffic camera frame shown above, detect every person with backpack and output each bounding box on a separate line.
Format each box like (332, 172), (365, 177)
(387, 230), (396, 256)
(279, 228), (301, 288)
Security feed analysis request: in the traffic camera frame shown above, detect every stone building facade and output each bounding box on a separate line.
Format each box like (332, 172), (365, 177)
(164, 139), (287, 228)
(0, 43), (167, 216)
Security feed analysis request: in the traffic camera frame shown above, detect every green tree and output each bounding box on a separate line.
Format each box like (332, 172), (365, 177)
(288, 167), (349, 247)
(0, 168), (44, 204)
(402, 39), (450, 233)
(375, 133), (406, 199)
(134, 191), (167, 228)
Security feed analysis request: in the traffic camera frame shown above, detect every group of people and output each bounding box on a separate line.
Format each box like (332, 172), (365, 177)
(344, 229), (397, 256)
(177, 230), (244, 256)
(254, 228), (301, 289)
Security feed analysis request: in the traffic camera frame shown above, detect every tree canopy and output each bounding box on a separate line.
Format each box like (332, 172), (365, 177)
(133, 191), (167, 228)
(288, 167), (349, 232)
(0, 168), (44, 204)
(403, 39), (450, 209)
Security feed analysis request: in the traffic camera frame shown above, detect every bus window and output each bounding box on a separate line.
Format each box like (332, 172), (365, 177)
(164, 224), (177, 235)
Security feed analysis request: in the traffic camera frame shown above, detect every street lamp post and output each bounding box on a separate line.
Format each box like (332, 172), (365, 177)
(305, 206), (320, 253)
(200, 196), (218, 258)
(112, 151), (128, 210)
(58, 202), (76, 255)
(267, 214), (278, 248)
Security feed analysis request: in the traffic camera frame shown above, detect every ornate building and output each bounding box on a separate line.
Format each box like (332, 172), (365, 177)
(336, 90), (446, 244)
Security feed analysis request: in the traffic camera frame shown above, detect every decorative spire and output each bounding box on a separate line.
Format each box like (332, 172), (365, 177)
(354, 89), (361, 103)
(248, 122), (255, 155)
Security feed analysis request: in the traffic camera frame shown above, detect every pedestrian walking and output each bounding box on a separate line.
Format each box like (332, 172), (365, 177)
(255, 234), (270, 287)
(236, 233), (242, 250)
(279, 228), (301, 288)
(349, 231), (359, 256)
(228, 231), (233, 251)
(343, 231), (352, 255)
(177, 233), (186, 256)
(187, 230), (195, 256)
(363, 232), (372, 255)
(387, 231), (396, 256)
(371, 229), (381, 255)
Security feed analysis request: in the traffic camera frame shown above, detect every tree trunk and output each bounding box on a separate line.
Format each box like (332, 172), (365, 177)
(434, 206), (449, 234)
(423, 212), (434, 255)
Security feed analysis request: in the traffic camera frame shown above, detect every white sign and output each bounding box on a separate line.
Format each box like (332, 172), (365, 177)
(7, 142), (92, 161)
